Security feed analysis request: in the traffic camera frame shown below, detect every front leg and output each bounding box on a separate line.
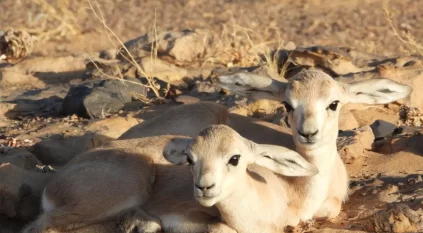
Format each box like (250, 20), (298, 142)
(313, 196), (342, 220)
(313, 156), (348, 221)
(121, 208), (162, 233)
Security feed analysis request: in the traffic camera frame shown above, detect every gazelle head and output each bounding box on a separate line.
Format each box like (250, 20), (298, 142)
(164, 125), (318, 207)
(213, 69), (412, 151)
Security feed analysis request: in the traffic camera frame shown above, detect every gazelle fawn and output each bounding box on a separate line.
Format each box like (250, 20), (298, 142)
(21, 127), (315, 233)
(164, 124), (318, 233)
(214, 68), (412, 223)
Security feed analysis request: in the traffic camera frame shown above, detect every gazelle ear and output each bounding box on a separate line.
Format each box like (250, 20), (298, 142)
(163, 138), (193, 165)
(343, 78), (412, 104)
(212, 71), (288, 101)
(245, 140), (318, 177)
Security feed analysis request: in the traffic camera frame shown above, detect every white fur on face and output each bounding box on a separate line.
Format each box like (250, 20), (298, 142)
(285, 81), (345, 151)
(189, 145), (248, 207)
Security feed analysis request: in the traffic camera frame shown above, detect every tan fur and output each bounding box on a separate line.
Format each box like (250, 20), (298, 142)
(116, 99), (347, 225)
(163, 125), (317, 233)
(214, 68), (410, 225)
(21, 102), (299, 233)
(282, 70), (351, 223)
(23, 67), (412, 232)
(119, 102), (229, 139)
(22, 135), (225, 233)
(289, 69), (335, 102)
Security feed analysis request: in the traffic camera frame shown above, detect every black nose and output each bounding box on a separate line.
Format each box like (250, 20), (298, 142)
(298, 130), (318, 138)
(195, 183), (215, 191)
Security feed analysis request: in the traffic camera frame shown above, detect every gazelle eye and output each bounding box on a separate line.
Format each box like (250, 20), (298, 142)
(228, 155), (241, 166)
(183, 151), (194, 165)
(282, 101), (293, 112)
(186, 156), (194, 165)
(327, 101), (340, 111)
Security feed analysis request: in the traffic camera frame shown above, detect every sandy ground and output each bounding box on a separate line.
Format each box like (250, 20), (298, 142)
(1, 0), (423, 232)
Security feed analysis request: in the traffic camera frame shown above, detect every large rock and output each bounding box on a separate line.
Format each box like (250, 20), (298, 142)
(135, 57), (188, 84)
(117, 29), (210, 63)
(29, 132), (92, 166)
(85, 57), (188, 86)
(29, 116), (141, 165)
(0, 96), (63, 119)
(337, 126), (375, 163)
(62, 79), (148, 119)
(0, 102), (39, 119)
(371, 204), (423, 233)
(0, 148), (41, 170)
(0, 163), (52, 218)
(339, 107), (359, 130)
(370, 120), (398, 139)
(0, 70), (45, 89)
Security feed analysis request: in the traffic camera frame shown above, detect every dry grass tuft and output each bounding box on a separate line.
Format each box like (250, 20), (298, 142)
(87, 0), (166, 103)
(398, 105), (423, 127)
(27, 0), (81, 41)
(383, 2), (423, 56)
(204, 19), (290, 79)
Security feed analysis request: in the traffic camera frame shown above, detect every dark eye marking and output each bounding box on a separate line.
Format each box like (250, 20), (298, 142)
(183, 151), (194, 165)
(186, 156), (194, 165)
(282, 101), (293, 112)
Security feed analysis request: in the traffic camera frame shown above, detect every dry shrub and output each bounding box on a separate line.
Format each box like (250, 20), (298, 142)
(383, 2), (423, 56)
(398, 105), (423, 127)
(27, 0), (82, 41)
(87, 0), (168, 103)
(204, 19), (290, 78)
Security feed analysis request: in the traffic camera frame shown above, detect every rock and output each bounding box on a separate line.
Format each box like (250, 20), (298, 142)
(230, 99), (283, 122)
(175, 95), (200, 104)
(84, 59), (125, 80)
(61, 79), (148, 119)
(272, 46), (369, 78)
(135, 57), (188, 84)
(373, 128), (423, 154)
(0, 163), (51, 218)
(191, 81), (218, 94)
(118, 29), (210, 63)
(85, 57), (188, 85)
(284, 41), (296, 50)
(371, 204), (423, 233)
(0, 217), (24, 233)
(0, 96), (63, 119)
(0, 102), (39, 119)
(9, 55), (87, 74)
(0, 70), (45, 89)
(29, 116), (140, 164)
(30, 133), (93, 166)
(0, 148), (41, 170)
(370, 120), (398, 139)
(339, 107), (359, 130)
(337, 126), (375, 163)
(99, 49), (118, 60)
